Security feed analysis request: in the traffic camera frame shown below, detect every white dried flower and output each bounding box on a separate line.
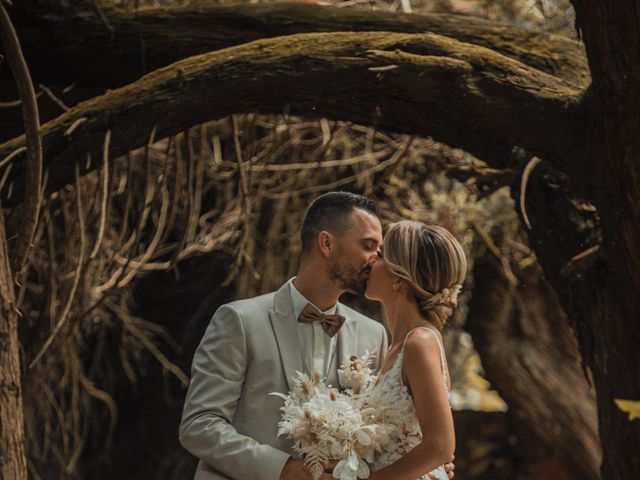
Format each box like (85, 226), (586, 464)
(337, 351), (377, 393)
(270, 353), (391, 480)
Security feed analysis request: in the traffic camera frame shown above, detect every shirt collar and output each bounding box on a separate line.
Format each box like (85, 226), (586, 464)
(289, 277), (338, 320)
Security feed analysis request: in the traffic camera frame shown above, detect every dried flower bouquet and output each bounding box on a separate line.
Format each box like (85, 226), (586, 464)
(271, 353), (393, 480)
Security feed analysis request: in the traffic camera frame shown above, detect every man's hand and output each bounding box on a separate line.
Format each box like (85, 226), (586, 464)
(282, 457), (455, 480)
(279, 459), (313, 480)
(427, 454), (455, 479)
(324, 460), (338, 473)
(280, 458), (338, 480)
(317, 460), (338, 479)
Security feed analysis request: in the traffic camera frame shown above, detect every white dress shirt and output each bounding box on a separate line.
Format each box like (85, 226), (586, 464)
(289, 278), (338, 379)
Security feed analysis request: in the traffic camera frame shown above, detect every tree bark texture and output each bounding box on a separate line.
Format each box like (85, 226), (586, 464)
(0, 4), (37, 479)
(0, 209), (27, 480)
(466, 255), (600, 479)
(0, 2), (589, 142)
(0, 2), (43, 277)
(4, 2), (588, 85)
(565, 1), (640, 478)
(0, 31), (581, 206)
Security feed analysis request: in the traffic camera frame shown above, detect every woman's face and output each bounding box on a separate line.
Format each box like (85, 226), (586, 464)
(364, 247), (397, 302)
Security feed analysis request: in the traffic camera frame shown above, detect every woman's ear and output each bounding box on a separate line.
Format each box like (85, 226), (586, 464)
(393, 277), (411, 295)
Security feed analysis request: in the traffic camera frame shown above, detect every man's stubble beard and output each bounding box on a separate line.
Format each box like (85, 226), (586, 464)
(327, 258), (370, 296)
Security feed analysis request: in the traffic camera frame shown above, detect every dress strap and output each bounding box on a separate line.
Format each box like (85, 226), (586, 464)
(402, 327), (449, 390)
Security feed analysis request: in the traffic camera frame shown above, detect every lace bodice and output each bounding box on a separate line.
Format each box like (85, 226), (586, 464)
(369, 327), (450, 480)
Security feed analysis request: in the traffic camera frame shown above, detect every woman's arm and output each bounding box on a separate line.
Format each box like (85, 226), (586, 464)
(369, 329), (455, 480)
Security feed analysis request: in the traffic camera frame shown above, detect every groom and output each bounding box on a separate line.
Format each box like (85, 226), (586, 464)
(179, 192), (454, 480)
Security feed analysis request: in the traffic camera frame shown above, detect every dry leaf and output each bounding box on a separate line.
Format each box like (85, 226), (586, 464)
(614, 399), (640, 421)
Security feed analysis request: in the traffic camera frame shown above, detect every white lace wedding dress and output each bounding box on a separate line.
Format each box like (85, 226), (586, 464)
(369, 327), (450, 480)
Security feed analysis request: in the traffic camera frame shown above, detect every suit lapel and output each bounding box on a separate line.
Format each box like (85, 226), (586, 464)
(269, 282), (304, 391)
(333, 305), (358, 387)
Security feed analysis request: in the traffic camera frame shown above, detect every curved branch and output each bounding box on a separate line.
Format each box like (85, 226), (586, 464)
(0, 31), (582, 206)
(0, 3), (42, 275)
(1, 3), (589, 143)
(9, 3), (588, 85)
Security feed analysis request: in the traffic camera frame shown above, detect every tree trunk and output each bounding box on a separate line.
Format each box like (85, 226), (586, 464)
(513, 143), (640, 479)
(0, 3), (37, 478)
(467, 254), (600, 479)
(0, 208), (27, 480)
(565, 2), (640, 478)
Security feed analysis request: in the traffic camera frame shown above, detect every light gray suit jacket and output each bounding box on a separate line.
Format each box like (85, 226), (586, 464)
(179, 281), (388, 480)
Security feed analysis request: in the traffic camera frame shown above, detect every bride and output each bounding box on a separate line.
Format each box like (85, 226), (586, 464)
(358, 220), (465, 480)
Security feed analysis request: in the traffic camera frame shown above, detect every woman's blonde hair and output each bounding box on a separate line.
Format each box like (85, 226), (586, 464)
(383, 221), (467, 328)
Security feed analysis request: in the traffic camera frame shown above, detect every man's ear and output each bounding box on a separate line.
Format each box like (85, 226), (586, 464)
(317, 231), (333, 258)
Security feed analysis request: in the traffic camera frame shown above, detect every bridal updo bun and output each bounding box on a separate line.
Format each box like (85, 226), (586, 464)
(382, 221), (467, 328)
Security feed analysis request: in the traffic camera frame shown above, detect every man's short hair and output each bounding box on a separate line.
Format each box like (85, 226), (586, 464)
(300, 192), (377, 254)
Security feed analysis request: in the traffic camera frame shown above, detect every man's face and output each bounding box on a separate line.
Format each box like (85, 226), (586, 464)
(326, 209), (383, 295)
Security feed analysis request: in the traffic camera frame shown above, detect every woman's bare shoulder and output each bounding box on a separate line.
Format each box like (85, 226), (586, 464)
(402, 328), (442, 363)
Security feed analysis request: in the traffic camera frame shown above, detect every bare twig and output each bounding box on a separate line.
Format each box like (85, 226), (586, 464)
(561, 245), (602, 276)
(472, 221), (518, 287)
(107, 298), (188, 386)
(248, 148), (391, 172)
(116, 180), (169, 287)
(0, 91), (43, 109)
(91, 0), (114, 33)
(0, 2), (43, 276)
(28, 163), (86, 370)
(365, 138), (413, 195)
(76, 371), (117, 455)
(64, 117), (87, 137)
(90, 130), (111, 259)
(520, 156), (542, 230)
(183, 127), (204, 244)
(264, 140), (411, 199)
(0, 162), (13, 193)
(38, 84), (71, 112)
(170, 132), (193, 262)
(0, 145), (26, 169)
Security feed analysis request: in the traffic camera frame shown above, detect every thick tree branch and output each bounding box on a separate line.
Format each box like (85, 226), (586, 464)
(0, 31), (581, 206)
(0, 2), (589, 142)
(7, 3), (588, 86)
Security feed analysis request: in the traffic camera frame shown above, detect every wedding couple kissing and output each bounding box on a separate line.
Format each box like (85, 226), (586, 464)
(180, 192), (464, 480)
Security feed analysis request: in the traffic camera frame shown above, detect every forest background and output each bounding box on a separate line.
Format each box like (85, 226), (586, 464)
(1, 0), (639, 479)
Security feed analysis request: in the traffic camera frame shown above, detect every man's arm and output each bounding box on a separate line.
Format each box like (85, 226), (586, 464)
(179, 305), (290, 480)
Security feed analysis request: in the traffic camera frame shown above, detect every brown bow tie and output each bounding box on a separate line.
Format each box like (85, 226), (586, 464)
(298, 303), (345, 337)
